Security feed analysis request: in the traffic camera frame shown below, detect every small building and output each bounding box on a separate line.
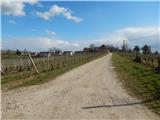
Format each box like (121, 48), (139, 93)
(93, 47), (100, 52)
(39, 52), (51, 57)
(74, 51), (83, 54)
(52, 51), (62, 56)
(83, 48), (92, 52)
(99, 44), (107, 52)
(30, 52), (38, 57)
(63, 51), (73, 56)
(83, 44), (108, 53)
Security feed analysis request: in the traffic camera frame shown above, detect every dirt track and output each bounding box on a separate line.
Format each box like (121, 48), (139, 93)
(2, 53), (159, 119)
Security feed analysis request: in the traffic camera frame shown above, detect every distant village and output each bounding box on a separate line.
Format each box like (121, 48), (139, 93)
(2, 44), (116, 58)
(2, 42), (159, 58)
(27, 44), (110, 57)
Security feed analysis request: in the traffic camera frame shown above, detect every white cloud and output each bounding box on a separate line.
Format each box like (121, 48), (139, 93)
(36, 5), (83, 23)
(45, 30), (56, 36)
(1, 0), (38, 16)
(115, 27), (160, 51)
(8, 20), (16, 24)
(74, 26), (160, 51)
(117, 27), (159, 40)
(2, 37), (77, 51)
(73, 43), (80, 47)
(2, 26), (160, 52)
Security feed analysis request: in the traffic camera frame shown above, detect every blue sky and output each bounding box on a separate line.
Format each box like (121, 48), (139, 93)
(1, 1), (160, 51)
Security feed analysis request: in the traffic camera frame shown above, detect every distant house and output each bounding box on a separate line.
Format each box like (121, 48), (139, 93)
(30, 52), (38, 57)
(83, 44), (108, 53)
(74, 51), (83, 54)
(83, 48), (92, 52)
(99, 44), (108, 52)
(94, 47), (100, 52)
(39, 52), (51, 57)
(52, 51), (62, 56)
(63, 51), (73, 56)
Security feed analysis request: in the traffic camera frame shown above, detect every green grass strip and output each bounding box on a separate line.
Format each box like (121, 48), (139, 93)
(112, 53), (160, 115)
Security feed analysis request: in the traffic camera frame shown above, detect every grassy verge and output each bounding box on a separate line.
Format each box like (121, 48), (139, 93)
(2, 54), (106, 91)
(112, 53), (160, 115)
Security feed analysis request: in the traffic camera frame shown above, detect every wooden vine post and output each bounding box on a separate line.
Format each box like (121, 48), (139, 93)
(158, 56), (160, 68)
(28, 52), (39, 74)
(0, 67), (4, 75)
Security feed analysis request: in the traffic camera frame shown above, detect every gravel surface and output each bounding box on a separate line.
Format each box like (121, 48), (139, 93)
(2, 53), (159, 119)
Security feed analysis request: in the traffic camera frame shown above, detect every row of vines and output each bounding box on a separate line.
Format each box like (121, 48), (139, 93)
(119, 52), (160, 68)
(1, 52), (107, 75)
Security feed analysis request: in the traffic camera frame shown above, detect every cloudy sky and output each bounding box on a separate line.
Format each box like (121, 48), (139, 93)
(1, 0), (160, 52)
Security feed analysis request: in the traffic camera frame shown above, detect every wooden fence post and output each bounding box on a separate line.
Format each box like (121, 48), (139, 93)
(158, 56), (160, 68)
(47, 56), (49, 68)
(155, 56), (160, 72)
(28, 52), (39, 74)
(0, 67), (5, 75)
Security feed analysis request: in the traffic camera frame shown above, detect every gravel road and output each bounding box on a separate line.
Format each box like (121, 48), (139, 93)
(2, 53), (159, 119)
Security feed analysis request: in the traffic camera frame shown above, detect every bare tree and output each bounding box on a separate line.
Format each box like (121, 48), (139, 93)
(89, 44), (95, 51)
(133, 46), (140, 53)
(142, 45), (151, 54)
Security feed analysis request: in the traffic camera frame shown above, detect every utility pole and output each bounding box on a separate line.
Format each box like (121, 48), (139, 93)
(122, 40), (125, 56)
(125, 40), (128, 51)
(122, 40), (128, 55)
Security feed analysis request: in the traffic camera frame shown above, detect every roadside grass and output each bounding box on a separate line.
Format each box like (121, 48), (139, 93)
(112, 53), (160, 115)
(2, 54), (106, 91)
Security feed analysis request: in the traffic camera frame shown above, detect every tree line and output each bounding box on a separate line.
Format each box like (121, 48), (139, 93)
(133, 45), (158, 55)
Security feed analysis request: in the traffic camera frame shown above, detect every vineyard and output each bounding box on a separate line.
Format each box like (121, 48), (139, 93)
(118, 52), (160, 68)
(1, 52), (108, 87)
(2, 52), (108, 74)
